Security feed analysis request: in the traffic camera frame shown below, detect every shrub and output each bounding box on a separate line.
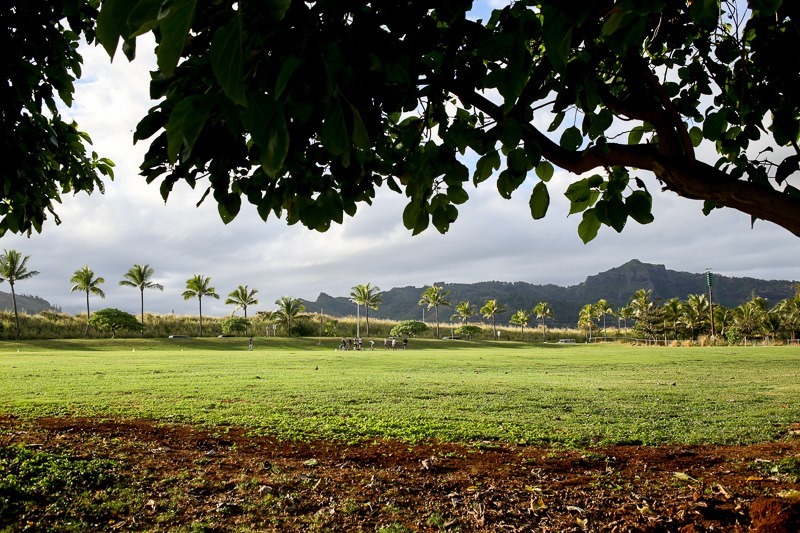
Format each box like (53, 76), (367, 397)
(89, 309), (142, 338)
(389, 320), (428, 337)
(221, 316), (249, 336)
(454, 325), (482, 339)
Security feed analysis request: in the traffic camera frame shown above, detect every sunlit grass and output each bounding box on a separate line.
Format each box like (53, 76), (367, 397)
(1, 337), (798, 446)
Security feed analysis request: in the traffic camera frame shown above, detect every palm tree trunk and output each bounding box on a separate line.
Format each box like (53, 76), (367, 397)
(140, 289), (145, 338)
(365, 307), (370, 336)
(11, 283), (20, 340)
(435, 306), (440, 338)
(84, 291), (90, 338)
(199, 296), (203, 336)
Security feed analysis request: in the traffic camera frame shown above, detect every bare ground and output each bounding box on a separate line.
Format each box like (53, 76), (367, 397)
(2, 416), (800, 532)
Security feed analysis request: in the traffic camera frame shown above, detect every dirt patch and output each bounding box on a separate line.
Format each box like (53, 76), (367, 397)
(2, 415), (799, 531)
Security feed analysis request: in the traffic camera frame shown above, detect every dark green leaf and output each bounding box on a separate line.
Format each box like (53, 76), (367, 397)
(689, 126), (703, 147)
(548, 112), (565, 132)
(447, 185), (469, 205)
(247, 95), (290, 177)
(157, 0), (197, 76)
(275, 56), (301, 99)
(560, 126), (583, 151)
(535, 161), (554, 182)
(474, 150), (500, 185)
(211, 17), (246, 106)
(626, 190), (655, 224)
(321, 100), (349, 156)
(578, 209), (601, 243)
(349, 103), (370, 149)
(628, 125), (646, 145)
(267, 0), (292, 20)
(165, 96), (211, 163)
(529, 182), (549, 219)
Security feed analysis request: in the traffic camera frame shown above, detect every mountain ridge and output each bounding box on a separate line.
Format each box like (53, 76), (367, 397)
(301, 259), (798, 327)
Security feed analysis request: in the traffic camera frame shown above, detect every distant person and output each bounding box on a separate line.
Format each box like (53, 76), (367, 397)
(391, 338), (397, 350)
(248, 337), (253, 351)
(348, 338), (353, 350)
(370, 339), (375, 350)
(403, 338), (408, 349)
(339, 337), (346, 350)
(384, 338), (389, 350)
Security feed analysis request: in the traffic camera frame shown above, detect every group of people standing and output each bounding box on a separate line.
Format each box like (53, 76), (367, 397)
(337, 337), (408, 350)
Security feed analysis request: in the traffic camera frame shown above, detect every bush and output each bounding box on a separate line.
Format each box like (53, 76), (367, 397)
(221, 316), (249, 336)
(389, 320), (428, 337)
(89, 309), (142, 338)
(454, 325), (482, 339)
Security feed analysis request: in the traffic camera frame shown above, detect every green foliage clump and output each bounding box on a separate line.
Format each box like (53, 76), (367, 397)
(221, 316), (249, 336)
(0, 444), (127, 528)
(454, 325), (482, 339)
(390, 321), (428, 337)
(89, 308), (142, 338)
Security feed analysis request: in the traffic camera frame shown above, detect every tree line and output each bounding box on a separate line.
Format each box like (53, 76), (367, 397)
(0, 249), (306, 340)
(3, 249), (799, 344)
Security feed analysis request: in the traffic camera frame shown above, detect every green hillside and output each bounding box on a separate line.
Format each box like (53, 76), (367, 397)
(302, 260), (798, 327)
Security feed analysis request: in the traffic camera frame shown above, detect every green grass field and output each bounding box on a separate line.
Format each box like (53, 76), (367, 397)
(1, 337), (799, 446)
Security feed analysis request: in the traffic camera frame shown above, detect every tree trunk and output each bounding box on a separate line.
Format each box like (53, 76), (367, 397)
(140, 289), (145, 338)
(11, 283), (19, 340)
(199, 296), (203, 336)
(84, 291), (90, 338)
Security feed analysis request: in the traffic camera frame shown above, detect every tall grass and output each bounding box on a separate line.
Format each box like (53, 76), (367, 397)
(0, 310), (587, 341)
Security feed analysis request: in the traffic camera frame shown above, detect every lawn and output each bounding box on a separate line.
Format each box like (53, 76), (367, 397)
(1, 337), (799, 446)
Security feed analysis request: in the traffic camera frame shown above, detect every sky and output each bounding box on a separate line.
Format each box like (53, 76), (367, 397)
(3, 2), (799, 318)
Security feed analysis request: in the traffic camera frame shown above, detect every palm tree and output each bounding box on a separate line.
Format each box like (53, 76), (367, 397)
(662, 297), (683, 340)
(451, 301), (476, 325)
(350, 283), (382, 336)
(617, 305), (633, 337)
(226, 285), (259, 334)
(480, 299), (506, 340)
(682, 294), (710, 340)
(532, 301), (554, 341)
(70, 266), (106, 338)
(578, 303), (595, 341)
(509, 309), (531, 337)
(419, 285), (451, 338)
(593, 299), (614, 338)
(182, 275), (220, 336)
(271, 296), (305, 334)
(628, 289), (654, 319)
(0, 250), (40, 340)
(119, 264), (164, 337)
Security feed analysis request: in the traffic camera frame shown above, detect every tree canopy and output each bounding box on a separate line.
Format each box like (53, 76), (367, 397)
(6, 1), (800, 240)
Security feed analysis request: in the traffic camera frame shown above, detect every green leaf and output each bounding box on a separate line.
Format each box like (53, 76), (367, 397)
(628, 125), (646, 145)
(529, 182), (549, 219)
(275, 56), (301, 99)
(703, 111), (727, 141)
(96, 0), (130, 59)
(578, 209), (601, 243)
(689, 126), (703, 148)
(267, 0), (292, 20)
(165, 96), (211, 163)
(321, 100), (349, 156)
(211, 16), (246, 106)
(560, 126), (583, 151)
(447, 185), (469, 205)
(626, 190), (655, 225)
(127, 0), (163, 38)
(588, 109), (614, 140)
(474, 150), (500, 185)
(247, 94), (290, 177)
(157, 0), (197, 76)
(218, 194), (241, 224)
(496, 169), (526, 200)
(565, 175), (602, 214)
(535, 161), (554, 182)
(349, 103), (370, 149)
(548, 112), (565, 132)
